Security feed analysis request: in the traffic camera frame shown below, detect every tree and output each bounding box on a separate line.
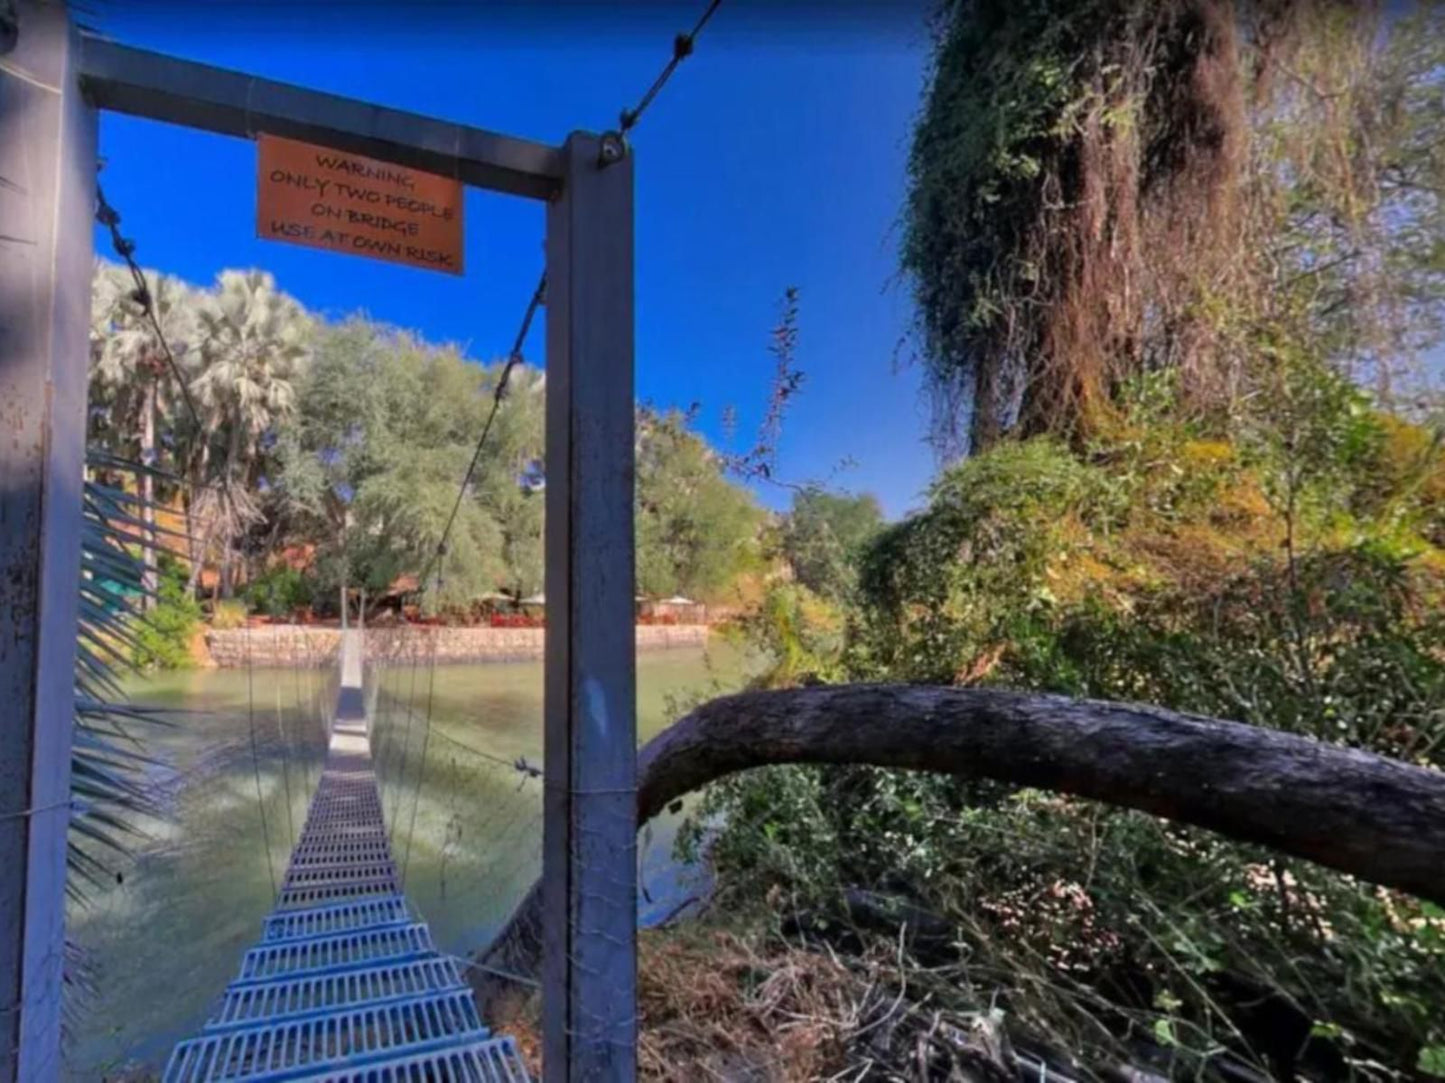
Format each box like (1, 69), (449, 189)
(88, 260), (201, 607)
(86, 270), (770, 615)
(636, 407), (764, 601)
(474, 364), (546, 600)
(275, 319), (392, 620)
(275, 321), (525, 618)
(903, 1), (1445, 456)
(366, 337), (510, 612)
(482, 682), (1445, 986)
(780, 489), (884, 601)
(188, 269), (310, 596)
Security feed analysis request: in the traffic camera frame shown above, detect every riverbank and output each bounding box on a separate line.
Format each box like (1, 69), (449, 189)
(203, 623), (710, 667)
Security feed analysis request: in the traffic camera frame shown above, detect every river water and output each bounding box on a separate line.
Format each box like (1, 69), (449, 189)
(65, 643), (745, 1080)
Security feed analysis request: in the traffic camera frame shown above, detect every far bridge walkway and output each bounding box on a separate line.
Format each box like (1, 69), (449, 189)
(163, 631), (529, 1082)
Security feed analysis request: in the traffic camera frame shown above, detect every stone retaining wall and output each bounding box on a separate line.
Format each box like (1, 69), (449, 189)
(205, 626), (343, 668)
(205, 624), (709, 668)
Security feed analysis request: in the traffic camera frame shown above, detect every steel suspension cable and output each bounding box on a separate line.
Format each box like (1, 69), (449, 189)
(617, 0), (722, 135)
(95, 179), (202, 431)
(398, 0), (727, 897)
(416, 275), (545, 599)
(417, 0), (726, 600)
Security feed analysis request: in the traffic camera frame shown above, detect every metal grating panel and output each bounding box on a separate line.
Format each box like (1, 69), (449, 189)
(283, 862), (399, 889)
(276, 877), (401, 911)
(164, 990), (486, 1081)
(208, 959), (467, 1029)
(290, 825), (390, 842)
(238, 925), (434, 981)
(296, 1038), (528, 1083)
(261, 898), (411, 943)
(289, 841), (395, 868)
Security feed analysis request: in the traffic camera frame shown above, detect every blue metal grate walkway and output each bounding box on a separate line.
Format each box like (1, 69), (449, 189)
(163, 632), (529, 1082)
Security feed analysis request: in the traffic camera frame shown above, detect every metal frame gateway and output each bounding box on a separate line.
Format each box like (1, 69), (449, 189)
(0, 4), (637, 1080)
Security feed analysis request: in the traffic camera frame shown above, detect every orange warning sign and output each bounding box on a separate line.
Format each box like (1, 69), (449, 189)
(256, 133), (464, 275)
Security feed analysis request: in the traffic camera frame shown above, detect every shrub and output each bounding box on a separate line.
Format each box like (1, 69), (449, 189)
(210, 599), (249, 630)
(691, 422), (1445, 1077)
(245, 564), (314, 619)
(132, 555), (202, 670)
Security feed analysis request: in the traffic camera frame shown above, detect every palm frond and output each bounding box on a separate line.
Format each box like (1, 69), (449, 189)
(70, 454), (176, 906)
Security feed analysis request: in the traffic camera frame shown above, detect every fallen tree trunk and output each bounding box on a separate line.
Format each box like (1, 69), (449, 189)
(477, 684), (1445, 989)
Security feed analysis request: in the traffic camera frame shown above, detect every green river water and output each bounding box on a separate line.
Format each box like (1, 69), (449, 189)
(65, 643), (746, 1080)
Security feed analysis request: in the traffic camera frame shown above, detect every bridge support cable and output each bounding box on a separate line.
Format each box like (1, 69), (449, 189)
(244, 625), (279, 899)
(385, 632), (424, 856)
(363, 643), (545, 952)
(163, 631), (530, 1082)
(400, 630), (440, 889)
(272, 627), (297, 852)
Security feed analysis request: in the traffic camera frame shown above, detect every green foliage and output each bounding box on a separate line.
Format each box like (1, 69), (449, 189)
(678, 765), (840, 900)
(697, 394), (1445, 1072)
(636, 407), (764, 602)
(856, 437), (1109, 681)
(258, 320), (761, 615)
(904, 0), (1102, 443)
(245, 564), (313, 618)
(274, 328), (503, 615)
(131, 554), (201, 670)
(1421, 1044), (1445, 1078)
(90, 269), (767, 616)
(723, 581), (845, 691)
(681, 3), (1445, 1075)
(779, 489), (884, 602)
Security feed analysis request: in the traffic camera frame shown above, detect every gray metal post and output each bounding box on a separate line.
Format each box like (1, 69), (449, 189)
(543, 132), (636, 1081)
(0, 2), (95, 1079)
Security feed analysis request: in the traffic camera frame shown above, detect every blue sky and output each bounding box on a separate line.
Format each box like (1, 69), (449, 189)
(90, 2), (937, 518)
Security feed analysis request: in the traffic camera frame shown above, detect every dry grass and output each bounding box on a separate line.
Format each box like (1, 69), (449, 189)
(487, 985), (543, 1078)
(490, 923), (1028, 1082)
(637, 927), (859, 1081)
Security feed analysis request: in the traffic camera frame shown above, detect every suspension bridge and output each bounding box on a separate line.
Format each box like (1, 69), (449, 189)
(161, 631), (530, 1082)
(0, 0), (735, 1073)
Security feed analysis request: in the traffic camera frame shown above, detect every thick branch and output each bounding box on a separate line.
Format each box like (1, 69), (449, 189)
(476, 685), (1445, 989)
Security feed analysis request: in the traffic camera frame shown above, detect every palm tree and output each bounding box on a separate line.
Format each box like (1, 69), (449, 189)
(188, 270), (311, 597)
(89, 261), (199, 608)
